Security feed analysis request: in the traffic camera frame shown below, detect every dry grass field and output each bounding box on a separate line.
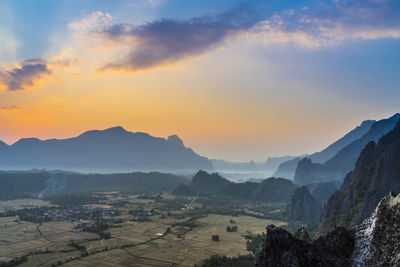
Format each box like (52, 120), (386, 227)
(0, 199), (53, 213)
(60, 214), (285, 267)
(0, 194), (287, 266)
(0, 218), (97, 264)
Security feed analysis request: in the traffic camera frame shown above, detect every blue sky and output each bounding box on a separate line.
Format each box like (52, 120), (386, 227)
(0, 0), (399, 161)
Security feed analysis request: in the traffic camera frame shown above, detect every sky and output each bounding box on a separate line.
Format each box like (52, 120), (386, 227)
(0, 0), (399, 161)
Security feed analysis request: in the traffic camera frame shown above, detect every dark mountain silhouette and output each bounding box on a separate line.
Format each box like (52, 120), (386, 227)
(255, 225), (354, 267)
(0, 126), (212, 172)
(190, 170), (231, 194)
(285, 186), (320, 224)
(272, 119), (375, 180)
(173, 171), (298, 203)
(320, 119), (400, 232)
(251, 178), (298, 203)
(294, 113), (400, 185)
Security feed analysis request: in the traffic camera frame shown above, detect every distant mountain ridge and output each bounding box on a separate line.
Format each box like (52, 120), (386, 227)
(210, 155), (297, 177)
(308, 120), (375, 164)
(0, 126), (212, 172)
(273, 157), (302, 180)
(294, 113), (400, 185)
(273, 119), (375, 180)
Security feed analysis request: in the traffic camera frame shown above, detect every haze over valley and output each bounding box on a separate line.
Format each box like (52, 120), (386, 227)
(1, 0), (400, 266)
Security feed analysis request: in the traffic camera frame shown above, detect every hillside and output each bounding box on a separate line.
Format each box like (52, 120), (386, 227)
(319, 119), (400, 232)
(0, 127), (212, 172)
(0, 170), (189, 200)
(173, 171), (298, 203)
(285, 186), (320, 224)
(190, 170), (232, 194)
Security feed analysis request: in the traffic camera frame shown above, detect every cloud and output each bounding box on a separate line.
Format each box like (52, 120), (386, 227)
(253, 0), (400, 47)
(0, 58), (52, 91)
(68, 11), (112, 32)
(51, 58), (79, 68)
(98, 7), (262, 71)
(0, 104), (23, 112)
(146, 0), (167, 7)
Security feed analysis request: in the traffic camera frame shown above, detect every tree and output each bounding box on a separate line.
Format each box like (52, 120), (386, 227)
(211, 235), (220, 241)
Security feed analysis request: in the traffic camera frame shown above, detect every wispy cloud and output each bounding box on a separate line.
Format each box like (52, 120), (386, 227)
(0, 58), (52, 91)
(68, 11), (112, 32)
(98, 7), (262, 71)
(253, 0), (400, 47)
(0, 104), (23, 112)
(146, 0), (167, 7)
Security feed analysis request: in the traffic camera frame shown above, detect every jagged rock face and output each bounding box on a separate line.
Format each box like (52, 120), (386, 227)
(294, 227), (311, 243)
(320, 120), (400, 232)
(353, 192), (400, 266)
(255, 225), (354, 267)
(286, 186), (320, 224)
(256, 193), (400, 267)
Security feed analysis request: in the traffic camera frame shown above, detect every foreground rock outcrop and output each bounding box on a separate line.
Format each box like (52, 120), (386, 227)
(256, 192), (400, 267)
(352, 191), (400, 266)
(255, 225), (354, 267)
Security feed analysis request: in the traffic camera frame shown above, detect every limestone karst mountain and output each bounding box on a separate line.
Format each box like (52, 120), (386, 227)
(0, 126), (212, 172)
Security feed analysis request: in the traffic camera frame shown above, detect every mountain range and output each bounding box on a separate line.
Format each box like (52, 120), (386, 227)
(0, 126), (212, 172)
(210, 155), (298, 179)
(273, 118), (377, 180)
(294, 113), (400, 186)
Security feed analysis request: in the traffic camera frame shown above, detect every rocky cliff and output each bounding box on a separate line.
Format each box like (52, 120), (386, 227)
(352, 191), (400, 266)
(320, 119), (400, 231)
(255, 225), (354, 267)
(256, 192), (400, 266)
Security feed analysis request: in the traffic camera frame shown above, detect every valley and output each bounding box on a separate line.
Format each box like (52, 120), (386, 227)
(0, 192), (286, 267)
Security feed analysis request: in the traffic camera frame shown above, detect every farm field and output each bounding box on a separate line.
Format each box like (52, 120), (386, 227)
(0, 193), (287, 266)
